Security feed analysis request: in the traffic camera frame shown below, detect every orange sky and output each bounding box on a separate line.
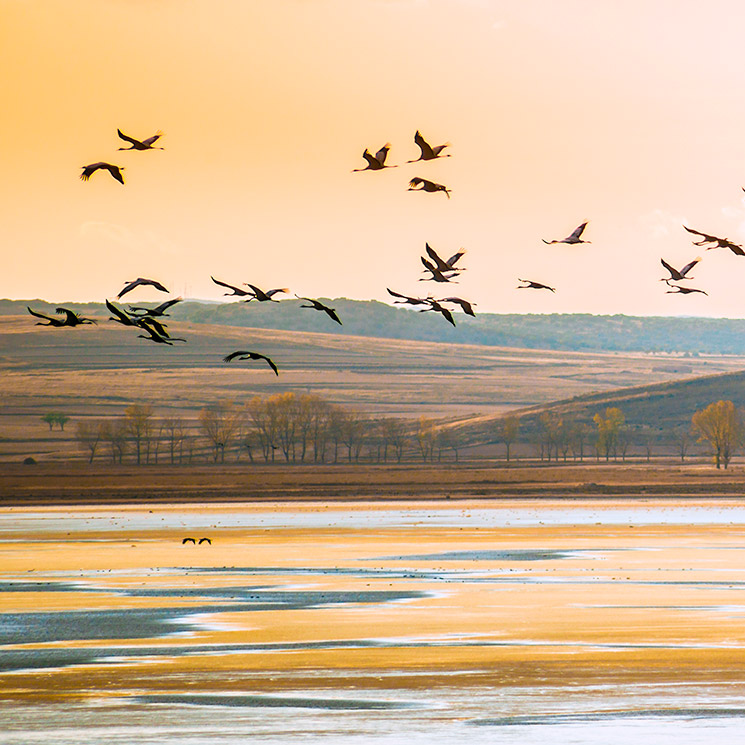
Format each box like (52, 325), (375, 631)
(5, 0), (745, 316)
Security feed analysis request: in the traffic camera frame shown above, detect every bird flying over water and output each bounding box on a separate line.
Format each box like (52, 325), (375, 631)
(80, 162), (125, 184)
(518, 279), (556, 292)
(408, 177), (451, 198)
(353, 144), (395, 171)
(117, 278), (169, 299)
(660, 257), (700, 282)
(542, 222), (590, 245)
(223, 351), (279, 375)
(117, 129), (164, 150)
(407, 131), (451, 162)
(295, 296), (342, 325)
(682, 226), (744, 255)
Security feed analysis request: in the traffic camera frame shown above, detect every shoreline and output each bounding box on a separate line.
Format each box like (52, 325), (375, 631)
(3, 461), (745, 506)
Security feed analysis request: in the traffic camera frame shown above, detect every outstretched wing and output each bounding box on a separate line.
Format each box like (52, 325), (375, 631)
(438, 306), (456, 326)
(258, 354), (279, 376)
(682, 225), (709, 239)
(679, 258), (700, 277)
(445, 249), (466, 268)
(211, 276), (249, 296)
(56, 308), (80, 324)
(374, 144), (390, 165)
(142, 131), (164, 146)
(138, 317), (169, 337)
(223, 350), (250, 362)
(362, 149), (379, 168)
(323, 306), (342, 325)
(425, 244), (449, 271)
(27, 306), (54, 321)
(660, 258), (678, 278)
(414, 131), (435, 160)
(567, 222), (587, 241)
(117, 129), (141, 146)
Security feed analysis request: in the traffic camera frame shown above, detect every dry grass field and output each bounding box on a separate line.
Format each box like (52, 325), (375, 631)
(3, 314), (745, 464)
(4, 462), (745, 505)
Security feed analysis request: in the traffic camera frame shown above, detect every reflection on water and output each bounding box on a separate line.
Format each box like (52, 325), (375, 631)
(2, 501), (745, 743)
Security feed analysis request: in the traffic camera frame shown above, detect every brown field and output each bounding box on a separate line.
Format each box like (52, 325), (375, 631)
(3, 462), (745, 505)
(3, 314), (745, 463)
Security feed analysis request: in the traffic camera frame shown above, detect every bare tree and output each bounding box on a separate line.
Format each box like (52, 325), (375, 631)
(499, 415), (520, 464)
(75, 420), (106, 463)
(673, 425), (692, 462)
(124, 404), (155, 464)
(161, 416), (185, 464)
(199, 402), (242, 463)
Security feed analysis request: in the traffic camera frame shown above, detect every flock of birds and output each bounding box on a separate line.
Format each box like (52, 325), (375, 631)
(26, 128), (736, 376)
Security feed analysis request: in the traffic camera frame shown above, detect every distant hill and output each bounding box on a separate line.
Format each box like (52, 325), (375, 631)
(7, 297), (745, 354)
(447, 369), (745, 446)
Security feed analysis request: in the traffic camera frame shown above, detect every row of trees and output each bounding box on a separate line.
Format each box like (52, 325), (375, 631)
(74, 395), (460, 465)
(73, 396), (745, 468)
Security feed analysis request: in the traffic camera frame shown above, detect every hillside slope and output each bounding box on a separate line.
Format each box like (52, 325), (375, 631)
(8, 297), (745, 354)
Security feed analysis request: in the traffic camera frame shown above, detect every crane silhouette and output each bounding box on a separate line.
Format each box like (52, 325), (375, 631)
(127, 297), (182, 317)
(386, 288), (432, 307)
(437, 296), (476, 317)
(420, 299), (456, 327)
(295, 296), (342, 325)
(660, 257), (700, 282)
(408, 177), (451, 198)
(424, 244), (465, 276)
(353, 144), (396, 171)
(683, 226), (745, 255)
(211, 276), (254, 297)
(223, 351), (279, 375)
(665, 283), (708, 296)
(244, 284), (288, 302)
(542, 222), (590, 245)
(28, 307), (96, 326)
(407, 131), (451, 162)
(117, 278), (169, 299)
(137, 323), (185, 344)
(420, 256), (456, 283)
(518, 279), (556, 292)
(80, 162), (125, 184)
(117, 129), (164, 150)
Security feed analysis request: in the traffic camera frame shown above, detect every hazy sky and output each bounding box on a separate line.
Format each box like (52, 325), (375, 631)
(5, 0), (745, 316)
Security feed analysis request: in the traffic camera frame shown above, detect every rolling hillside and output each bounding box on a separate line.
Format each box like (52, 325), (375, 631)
(447, 368), (745, 446)
(8, 297), (745, 354)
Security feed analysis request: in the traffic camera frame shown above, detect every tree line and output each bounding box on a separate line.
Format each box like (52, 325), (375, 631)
(73, 395), (745, 467)
(74, 394), (462, 465)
